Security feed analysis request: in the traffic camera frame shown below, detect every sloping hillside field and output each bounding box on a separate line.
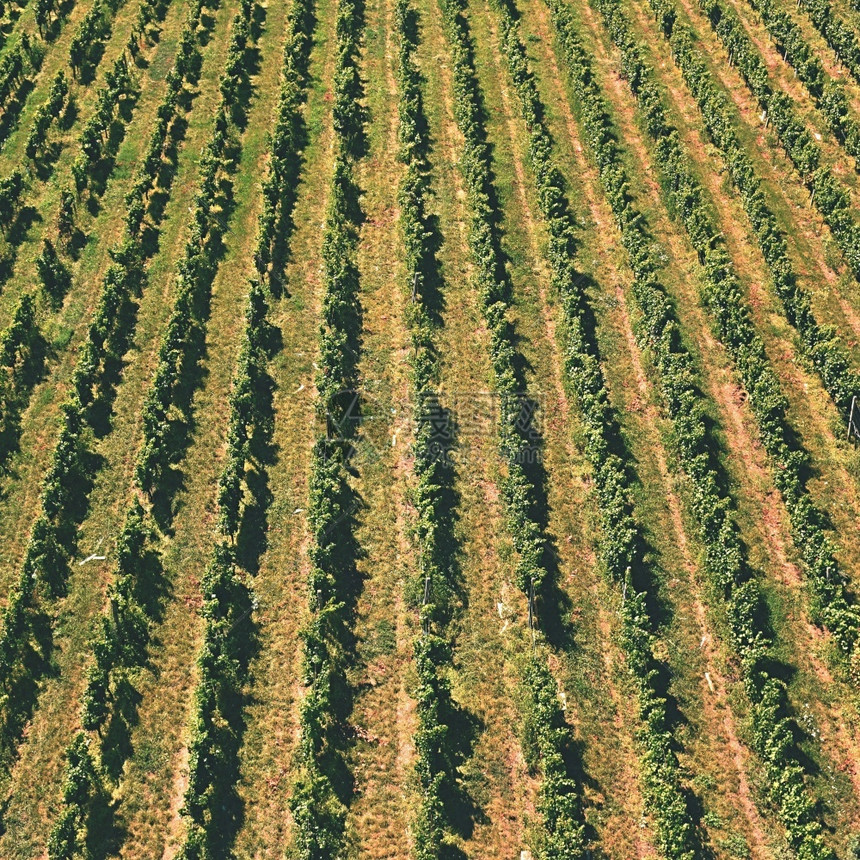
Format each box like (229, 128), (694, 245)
(0, 0), (860, 855)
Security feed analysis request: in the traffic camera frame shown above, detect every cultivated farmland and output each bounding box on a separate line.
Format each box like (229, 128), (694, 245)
(0, 0), (858, 856)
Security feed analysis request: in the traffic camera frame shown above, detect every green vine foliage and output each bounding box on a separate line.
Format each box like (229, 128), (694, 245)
(288, 0), (366, 855)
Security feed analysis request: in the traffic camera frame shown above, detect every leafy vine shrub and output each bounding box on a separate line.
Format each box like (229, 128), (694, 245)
(0, 34), (40, 115)
(36, 239), (71, 306)
(0, 171), (24, 231)
(69, 0), (124, 80)
(394, 3), (479, 855)
(253, 0), (315, 280)
(130, 0), (170, 46)
(78, 502), (151, 732)
(0, 294), (47, 463)
(46, 733), (103, 860)
(35, 0), (63, 38)
(57, 188), (76, 248)
(71, 53), (136, 192)
(288, 0), (365, 855)
(178, 543), (255, 859)
(25, 70), (68, 159)
(520, 659), (587, 860)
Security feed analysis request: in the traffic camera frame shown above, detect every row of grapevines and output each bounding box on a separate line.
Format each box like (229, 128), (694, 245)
(0, 0), (213, 836)
(634, 0), (860, 658)
(0, 33), (40, 116)
(68, 0), (127, 81)
(797, 0), (860, 87)
(660, 0), (860, 279)
(46, 503), (153, 857)
(70, 52), (135, 191)
(0, 33), (44, 146)
(0, 168), (23, 230)
(287, 0), (366, 855)
(0, 294), (44, 455)
(742, 0), (860, 160)
(24, 68), (67, 158)
(519, 657), (587, 860)
(483, 0), (703, 854)
(0, 2), (172, 478)
(393, 2), (473, 855)
(178, 0), (317, 853)
(178, 286), (269, 857)
(34, 0), (69, 39)
(252, 0), (315, 281)
(46, 2), (268, 856)
(555, 0), (846, 851)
